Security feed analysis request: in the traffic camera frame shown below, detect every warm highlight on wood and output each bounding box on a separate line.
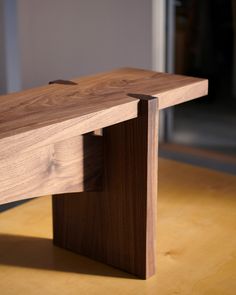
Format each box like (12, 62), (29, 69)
(0, 67), (208, 279)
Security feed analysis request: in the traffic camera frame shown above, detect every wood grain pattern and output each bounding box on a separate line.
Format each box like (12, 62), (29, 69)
(0, 134), (103, 204)
(53, 97), (159, 279)
(0, 68), (208, 159)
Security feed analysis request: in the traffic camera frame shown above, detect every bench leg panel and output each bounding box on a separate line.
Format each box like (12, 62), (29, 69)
(52, 97), (159, 279)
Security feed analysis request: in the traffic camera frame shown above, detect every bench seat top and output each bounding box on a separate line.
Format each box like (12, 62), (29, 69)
(0, 67), (208, 158)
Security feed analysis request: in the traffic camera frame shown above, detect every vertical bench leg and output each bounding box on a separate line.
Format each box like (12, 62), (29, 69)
(52, 97), (159, 279)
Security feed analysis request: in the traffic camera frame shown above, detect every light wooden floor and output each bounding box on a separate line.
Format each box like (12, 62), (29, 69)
(0, 158), (236, 295)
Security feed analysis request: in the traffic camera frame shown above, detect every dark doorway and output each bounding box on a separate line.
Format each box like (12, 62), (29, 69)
(173, 0), (236, 156)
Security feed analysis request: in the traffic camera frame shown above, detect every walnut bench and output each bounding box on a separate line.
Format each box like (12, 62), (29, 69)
(0, 68), (208, 279)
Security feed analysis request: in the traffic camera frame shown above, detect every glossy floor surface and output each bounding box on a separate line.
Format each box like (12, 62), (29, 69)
(0, 158), (235, 294)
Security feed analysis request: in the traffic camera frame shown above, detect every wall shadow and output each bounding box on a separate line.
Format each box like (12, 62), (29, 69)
(0, 233), (133, 279)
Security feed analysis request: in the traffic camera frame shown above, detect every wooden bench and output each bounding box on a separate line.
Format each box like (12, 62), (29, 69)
(0, 68), (208, 278)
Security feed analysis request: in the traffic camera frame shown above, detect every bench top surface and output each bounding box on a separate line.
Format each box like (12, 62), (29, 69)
(0, 68), (207, 156)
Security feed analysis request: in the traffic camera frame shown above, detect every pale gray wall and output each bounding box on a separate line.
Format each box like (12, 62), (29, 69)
(0, 0), (21, 94)
(0, 0), (6, 94)
(17, 0), (153, 89)
(4, 0), (21, 93)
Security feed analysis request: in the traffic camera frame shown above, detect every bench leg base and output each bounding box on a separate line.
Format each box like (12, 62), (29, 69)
(52, 98), (159, 279)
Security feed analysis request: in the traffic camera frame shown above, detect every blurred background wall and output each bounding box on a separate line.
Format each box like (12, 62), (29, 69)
(18, 0), (154, 89)
(0, 0), (164, 92)
(0, 0), (6, 94)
